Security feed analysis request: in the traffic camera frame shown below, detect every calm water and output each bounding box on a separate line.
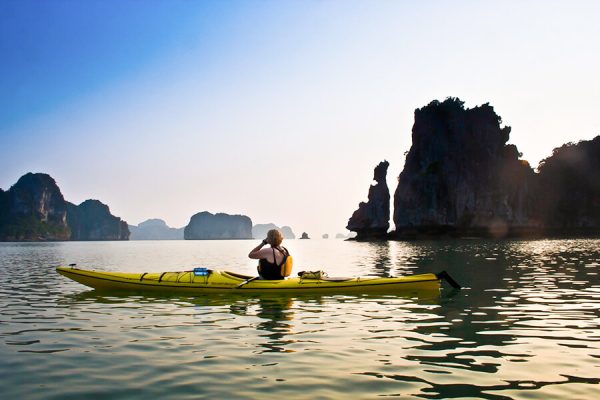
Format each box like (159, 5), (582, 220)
(0, 239), (598, 399)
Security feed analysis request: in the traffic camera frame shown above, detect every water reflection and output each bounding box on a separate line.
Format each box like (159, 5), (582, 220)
(57, 288), (444, 360)
(357, 370), (600, 399)
(353, 239), (600, 399)
(366, 241), (393, 277)
(229, 296), (295, 353)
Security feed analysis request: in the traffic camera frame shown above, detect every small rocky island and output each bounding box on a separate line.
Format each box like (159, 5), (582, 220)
(346, 160), (390, 240)
(184, 211), (253, 240)
(0, 173), (129, 241)
(347, 98), (600, 239)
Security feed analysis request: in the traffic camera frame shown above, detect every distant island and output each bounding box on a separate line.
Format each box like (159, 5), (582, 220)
(129, 220), (298, 241)
(129, 219), (184, 240)
(347, 97), (600, 240)
(335, 232), (356, 239)
(184, 211), (253, 240)
(0, 173), (297, 242)
(252, 223), (296, 239)
(0, 173), (129, 241)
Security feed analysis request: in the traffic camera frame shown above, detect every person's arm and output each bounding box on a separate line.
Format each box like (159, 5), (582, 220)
(248, 239), (269, 259)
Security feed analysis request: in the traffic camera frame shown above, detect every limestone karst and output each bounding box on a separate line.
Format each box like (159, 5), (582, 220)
(0, 173), (129, 241)
(346, 161), (390, 239)
(184, 211), (253, 240)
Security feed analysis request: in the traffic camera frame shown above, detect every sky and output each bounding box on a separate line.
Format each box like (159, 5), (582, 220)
(1, 0), (599, 236)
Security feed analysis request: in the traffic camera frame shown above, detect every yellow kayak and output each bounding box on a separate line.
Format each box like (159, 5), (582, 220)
(56, 266), (450, 295)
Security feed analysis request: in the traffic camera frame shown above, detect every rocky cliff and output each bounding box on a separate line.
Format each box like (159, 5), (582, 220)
(346, 161), (390, 239)
(535, 136), (600, 233)
(0, 172), (130, 241)
(252, 223), (296, 239)
(129, 219), (184, 240)
(0, 173), (70, 241)
(392, 98), (537, 238)
(67, 200), (130, 241)
(184, 212), (252, 240)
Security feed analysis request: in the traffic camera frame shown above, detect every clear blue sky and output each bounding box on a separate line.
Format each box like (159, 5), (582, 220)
(1, 0), (599, 235)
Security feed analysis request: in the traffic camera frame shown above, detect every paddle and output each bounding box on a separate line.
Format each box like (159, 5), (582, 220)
(236, 276), (259, 289)
(435, 271), (462, 289)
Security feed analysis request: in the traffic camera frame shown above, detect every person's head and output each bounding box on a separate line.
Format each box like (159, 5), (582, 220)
(266, 229), (284, 247)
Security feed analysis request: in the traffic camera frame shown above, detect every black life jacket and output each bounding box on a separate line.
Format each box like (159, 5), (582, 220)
(258, 247), (290, 280)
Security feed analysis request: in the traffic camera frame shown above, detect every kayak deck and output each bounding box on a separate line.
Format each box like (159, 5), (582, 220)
(56, 266), (441, 294)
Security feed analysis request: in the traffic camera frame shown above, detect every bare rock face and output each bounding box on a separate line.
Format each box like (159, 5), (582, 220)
(346, 161), (390, 239)
(0, 173), (70, 241)
(536, 136), (600, 233)
(0, 173), (130, 241)
(67, 200), (130, 241)
(392, 98), (536, 237)
(184, 212), (252, 239)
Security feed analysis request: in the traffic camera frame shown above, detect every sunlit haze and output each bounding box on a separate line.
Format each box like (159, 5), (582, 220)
(1, 0), (599, 236)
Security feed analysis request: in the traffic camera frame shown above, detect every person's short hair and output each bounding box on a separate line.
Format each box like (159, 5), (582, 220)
(267, 229), (284, 246)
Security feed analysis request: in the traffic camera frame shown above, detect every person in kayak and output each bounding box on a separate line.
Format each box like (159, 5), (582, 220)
(248, 229), (293, 280)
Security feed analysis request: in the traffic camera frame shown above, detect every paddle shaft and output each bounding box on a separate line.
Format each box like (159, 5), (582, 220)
(236, 276), (259, 289)
(436, 271), (462, 289)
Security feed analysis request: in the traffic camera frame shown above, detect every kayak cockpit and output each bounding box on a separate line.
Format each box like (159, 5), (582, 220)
(221, 271), (253, 280)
